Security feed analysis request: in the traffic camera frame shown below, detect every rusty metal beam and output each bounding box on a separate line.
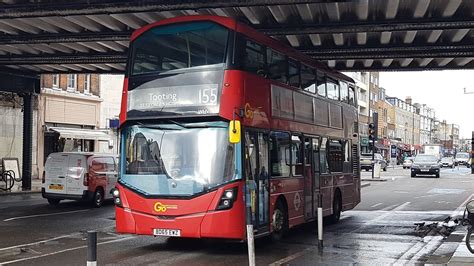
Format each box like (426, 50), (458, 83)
(303, 44), (474, 60)
(0, 52), (127, 65)
(259, 18), (474, 35)
(0, 0), (349, 19)
(0, 30), (132, 45)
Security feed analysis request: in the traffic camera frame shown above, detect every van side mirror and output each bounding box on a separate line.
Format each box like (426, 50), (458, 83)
(229, 120), (241, 144)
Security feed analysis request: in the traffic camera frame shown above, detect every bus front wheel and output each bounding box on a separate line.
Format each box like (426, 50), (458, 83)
(271, 200), (288, 241)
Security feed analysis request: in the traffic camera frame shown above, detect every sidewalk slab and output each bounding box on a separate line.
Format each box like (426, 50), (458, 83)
(0, 179), (42, 196)
(361, 183), (371, 188)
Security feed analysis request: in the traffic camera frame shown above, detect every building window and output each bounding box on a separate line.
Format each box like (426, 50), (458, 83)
(84, 74), (91, 94)
(67, 74), (77, 92)
(52, 74), (59, 88)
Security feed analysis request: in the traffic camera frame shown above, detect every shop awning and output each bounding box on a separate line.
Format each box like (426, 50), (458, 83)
(49, 127), (111, 141)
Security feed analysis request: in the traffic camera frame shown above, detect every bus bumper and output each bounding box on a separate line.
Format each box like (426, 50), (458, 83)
(115, 207), (245, 240)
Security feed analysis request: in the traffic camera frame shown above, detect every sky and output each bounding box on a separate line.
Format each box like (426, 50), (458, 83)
(379, 70), (474, 139)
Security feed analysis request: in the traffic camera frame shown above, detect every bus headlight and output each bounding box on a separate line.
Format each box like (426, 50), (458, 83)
(216, 187), (238, 211)
(111, 188), (122, 207)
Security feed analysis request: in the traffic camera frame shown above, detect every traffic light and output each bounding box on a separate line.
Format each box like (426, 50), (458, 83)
(368, 123), (377, 141)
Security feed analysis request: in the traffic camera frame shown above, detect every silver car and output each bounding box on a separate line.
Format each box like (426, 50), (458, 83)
(402, 157), (414, 169)
(360, 153), (387, 171)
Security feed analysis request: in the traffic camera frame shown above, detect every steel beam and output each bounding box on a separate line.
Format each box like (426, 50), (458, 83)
(0, 52), (127, 65)
(0, 31), (132, 45)
(0, 0), (349, 19)
(259, 18), (474, 35)
(332, 61), (474, 71)
(303, 44), (474, 60)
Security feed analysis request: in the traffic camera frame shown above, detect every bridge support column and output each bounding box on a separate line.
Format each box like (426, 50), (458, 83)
(0, 69), (39, 191)
(22, 93), (33, 190)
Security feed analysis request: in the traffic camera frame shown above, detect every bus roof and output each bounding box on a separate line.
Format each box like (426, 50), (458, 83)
(130, 15), (354, 84)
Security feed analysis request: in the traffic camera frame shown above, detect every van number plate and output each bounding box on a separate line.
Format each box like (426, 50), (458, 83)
(49, 184), (64, 190)
(153, 228), (181, 237)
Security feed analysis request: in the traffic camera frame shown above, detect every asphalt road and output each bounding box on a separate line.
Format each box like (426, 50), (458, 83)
(0, 166), (473, 265)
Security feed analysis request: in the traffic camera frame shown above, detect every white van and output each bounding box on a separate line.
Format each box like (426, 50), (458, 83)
(42, 152), (118, 207)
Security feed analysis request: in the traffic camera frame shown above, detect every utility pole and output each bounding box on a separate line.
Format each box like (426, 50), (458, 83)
(471, 131), (474, 174)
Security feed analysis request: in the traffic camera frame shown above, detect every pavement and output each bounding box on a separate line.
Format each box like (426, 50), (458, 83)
(0, 178), (42, 196)
(0, 167), (472, 264)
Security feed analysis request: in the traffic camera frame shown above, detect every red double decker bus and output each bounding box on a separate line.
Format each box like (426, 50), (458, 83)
(114, 15), (360, 241)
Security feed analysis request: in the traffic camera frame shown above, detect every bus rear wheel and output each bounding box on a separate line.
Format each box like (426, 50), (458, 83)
(328, 191), (342, 224)
(271, 200), (287, 241)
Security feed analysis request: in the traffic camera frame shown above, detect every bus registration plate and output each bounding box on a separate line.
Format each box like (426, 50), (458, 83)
(153, 228), (181, 237)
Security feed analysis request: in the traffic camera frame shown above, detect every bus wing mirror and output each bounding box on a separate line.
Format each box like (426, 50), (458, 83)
(229, 120), (241, 144)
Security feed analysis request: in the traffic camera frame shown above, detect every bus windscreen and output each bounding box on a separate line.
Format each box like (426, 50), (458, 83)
(131, 21), (229, 75)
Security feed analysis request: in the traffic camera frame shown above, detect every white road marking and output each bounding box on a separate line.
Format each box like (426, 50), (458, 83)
(395, 194), (474, 264)
(1, 236), (135, 265)
(0, 233), (80, 252)
(269, 247), (312, 266)
(414, 194), (437, 199)
(370, 203), (383, 208)
(3, 209), (90, 222)
(393, 201), (411, 211)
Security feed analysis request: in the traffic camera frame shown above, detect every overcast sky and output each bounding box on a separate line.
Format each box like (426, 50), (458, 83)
(379, 70), (474, 139)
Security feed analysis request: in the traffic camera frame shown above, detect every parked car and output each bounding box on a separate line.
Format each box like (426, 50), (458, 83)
(360, 153), (387, 171)
(441, 157), (455, 168)
(455, 152), (470, 166)
(402, 157), (414, 169)
(411, 154), (440, 178)
(42, 152), (118, 207)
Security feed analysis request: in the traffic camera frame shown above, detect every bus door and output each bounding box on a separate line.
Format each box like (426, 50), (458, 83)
(319, 137), (332, 214)
(303, 137), (315, 220)
(305, 137), (321, 220)
(244, 131), (270, 232)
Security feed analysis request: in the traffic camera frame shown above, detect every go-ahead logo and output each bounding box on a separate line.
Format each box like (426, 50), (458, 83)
(153, 202), (178, 212)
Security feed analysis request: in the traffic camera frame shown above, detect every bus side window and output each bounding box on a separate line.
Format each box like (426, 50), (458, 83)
(267, 48), (287, 84)
(288, 59), (300, 88)
(301, 64), (316, 93)
(340, 81), (349, 103)
(328, 139), (343, 172)
(348, 85), (356, 106)
(243, 39), (266, 76)
(270, 132), (291, 177)
(291, 135), (303, 176)
(319, 137), (329, 174)
(317, 72), (326, 97)
(326, 78), (339, 101)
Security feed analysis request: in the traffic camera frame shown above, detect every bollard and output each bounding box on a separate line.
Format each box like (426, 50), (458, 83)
(247, 224), (256, 266)
(317, 207), (323, 250)
(87, 231), (97, 266)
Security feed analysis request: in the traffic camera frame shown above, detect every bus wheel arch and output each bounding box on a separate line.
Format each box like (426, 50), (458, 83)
(329, 188), (342, 224)
(271, 196), (288, 241)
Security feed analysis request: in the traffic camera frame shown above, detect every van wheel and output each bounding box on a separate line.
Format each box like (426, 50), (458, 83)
(47, 198), (60, 206)
(328, 191), (342, 224)
(92, 189), (104, 208)
(271, 200), (288, 241)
